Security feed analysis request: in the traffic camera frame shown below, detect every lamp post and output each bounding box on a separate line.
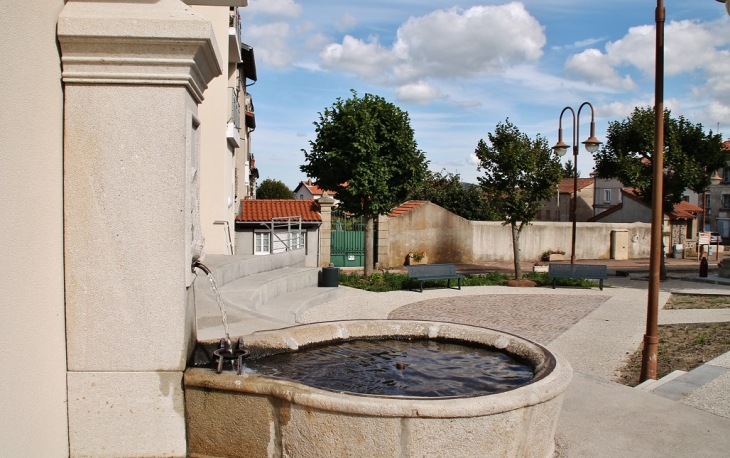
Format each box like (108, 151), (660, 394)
(552, 103), (602, 264)
(640, 0), (666, 383)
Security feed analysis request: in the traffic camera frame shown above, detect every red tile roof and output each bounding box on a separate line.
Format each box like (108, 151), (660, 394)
(669, 200), (703, 220)
(294, 179), (338, 197)
(237, 199), (321, 222)
(589, 189), (702, 221)
(558, 178), (593, 194)
(388, 201), (428, 217)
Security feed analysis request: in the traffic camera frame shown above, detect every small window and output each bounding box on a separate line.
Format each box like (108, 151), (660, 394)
(724, 168), (730, 183)
(537, 211), (542, 220)
(681, 195), (690, 202)
(604, 189), (611, 203)
(254, 232), (270, 255)
(723, 194), (730, 210)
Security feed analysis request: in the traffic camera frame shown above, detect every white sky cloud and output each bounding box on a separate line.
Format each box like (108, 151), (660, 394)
(395, 82), (440, 104)
(246, 22), (295, 68)
(335, 13), (357, 32)
(320, 3), (546, 84)
(245, 0), (303, 18)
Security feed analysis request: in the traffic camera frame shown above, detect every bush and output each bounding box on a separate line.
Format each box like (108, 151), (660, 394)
(339, 270), (601, 292)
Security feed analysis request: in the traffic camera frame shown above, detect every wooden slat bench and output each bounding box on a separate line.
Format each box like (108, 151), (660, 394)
(548, 263), (608, 290)
(407, 264), (465, 293)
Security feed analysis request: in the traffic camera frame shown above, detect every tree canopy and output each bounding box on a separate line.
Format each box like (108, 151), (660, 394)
(256, 178), (294, 199)
(593, 107), (726, 211)
(562, 159), (581, 178)
(408, 169), (498, 221)
(301, 90), (428, 276)
(474, 118), (562, 279)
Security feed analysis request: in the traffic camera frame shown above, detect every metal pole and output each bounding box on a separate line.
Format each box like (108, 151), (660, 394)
(571, 144), (578, 264)
(640, 0), (665, 382)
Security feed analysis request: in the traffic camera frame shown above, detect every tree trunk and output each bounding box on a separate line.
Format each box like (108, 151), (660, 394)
(364, 215), (374, 278)
(511, 222), (522, 280)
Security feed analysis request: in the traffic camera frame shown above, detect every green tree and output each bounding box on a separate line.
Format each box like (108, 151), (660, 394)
(256, 178), (295, 199)
(408, 169), (499, 221)
(593, 107), (726, 209)
(474, 119), (562, 279)
(593, 107), (727, 280)
(301, 90), (428, 276)
(562, 159), (581, 178)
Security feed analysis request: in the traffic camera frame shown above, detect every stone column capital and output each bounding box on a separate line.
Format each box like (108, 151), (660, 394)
(58, 0), (222, 103)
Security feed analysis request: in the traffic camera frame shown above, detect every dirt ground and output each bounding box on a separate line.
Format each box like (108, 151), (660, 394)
(617, 294), (730, 386)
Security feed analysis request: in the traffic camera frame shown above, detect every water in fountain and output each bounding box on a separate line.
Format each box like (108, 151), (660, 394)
(242, 339), (534, 397)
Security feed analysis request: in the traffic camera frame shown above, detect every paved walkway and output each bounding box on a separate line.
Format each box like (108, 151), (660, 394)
(299, 266), (730, 457)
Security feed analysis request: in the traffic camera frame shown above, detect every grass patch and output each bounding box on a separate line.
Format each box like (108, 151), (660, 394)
(664, 294), (730, 310)
(338, 271), (600, 292)
(616, 322), (730, 387)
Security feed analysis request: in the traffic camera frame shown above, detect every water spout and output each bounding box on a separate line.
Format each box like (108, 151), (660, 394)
(193, 261), (232, 348)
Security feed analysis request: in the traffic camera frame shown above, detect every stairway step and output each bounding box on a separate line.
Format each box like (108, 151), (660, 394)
(635, 370), (687, 391)
(263, 286), (346, 324)
(220, 267), (319, 310)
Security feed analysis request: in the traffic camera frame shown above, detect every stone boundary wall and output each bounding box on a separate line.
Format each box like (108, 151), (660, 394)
(380, 202), (651, 267)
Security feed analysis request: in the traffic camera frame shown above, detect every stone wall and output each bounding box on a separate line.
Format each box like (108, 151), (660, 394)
(380, 202), (652, 267)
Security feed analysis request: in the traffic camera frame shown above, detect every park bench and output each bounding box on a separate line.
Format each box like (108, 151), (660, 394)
(407, 263), (465, 293)
(548, 263), (608, 291)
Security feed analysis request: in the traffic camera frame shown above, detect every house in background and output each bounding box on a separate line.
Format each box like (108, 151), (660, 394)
(235, 199), (322, 267)
(293, 179), (340, 202)
(537, 178), (594, 222)
(589, 189), (703, 253)
(592, 174), (625, 216)
(707, 140), (730, 240)
(194, 6), (257, 256)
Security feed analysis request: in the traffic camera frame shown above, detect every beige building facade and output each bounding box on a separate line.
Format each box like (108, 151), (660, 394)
(194, 5), (257, 256)
(2, 1), (248, 456)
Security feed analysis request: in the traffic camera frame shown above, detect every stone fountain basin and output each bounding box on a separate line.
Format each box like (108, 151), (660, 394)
(185, 320), (572, 458)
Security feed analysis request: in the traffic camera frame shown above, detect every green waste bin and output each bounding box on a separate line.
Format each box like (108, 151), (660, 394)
(321, 267), (339, 287)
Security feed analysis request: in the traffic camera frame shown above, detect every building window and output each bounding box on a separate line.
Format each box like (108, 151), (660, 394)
(719, 219), (730, 238)
(681, 195), (689, 202)
(604, 189), (611, 203)
(724, 168), (730, 183)
(546, 210), (551, 220)
(254, 232), (270, 255)
(537, 210), (542, 220)
(723, 194), (730, 210)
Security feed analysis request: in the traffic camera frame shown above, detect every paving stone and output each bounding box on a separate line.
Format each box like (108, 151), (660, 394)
(388, 294), (610, 345)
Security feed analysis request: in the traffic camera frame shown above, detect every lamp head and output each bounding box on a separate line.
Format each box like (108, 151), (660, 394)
(582, 136), (602, 153)
(552, 140), (569, 157)
(711, 170), (722, 185)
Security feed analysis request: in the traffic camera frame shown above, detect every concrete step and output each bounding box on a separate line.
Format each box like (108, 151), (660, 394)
(263, 286), (346, 325)
(635, 370), (687, 391)
(220, 267), (319, 311)
(199, 251), (306, 288)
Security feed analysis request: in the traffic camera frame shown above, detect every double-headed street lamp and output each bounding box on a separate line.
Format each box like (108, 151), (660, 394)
(552, 103), (602, 264)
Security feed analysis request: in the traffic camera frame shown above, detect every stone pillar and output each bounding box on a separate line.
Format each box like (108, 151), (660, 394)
(58, 1), (222, 456)
(376, 215), (391, 268)
(318, 192), (335, 266)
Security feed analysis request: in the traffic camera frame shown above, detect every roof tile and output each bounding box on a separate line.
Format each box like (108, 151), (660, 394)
(237, 199), (321, 222)
(388, 201), (428, 217)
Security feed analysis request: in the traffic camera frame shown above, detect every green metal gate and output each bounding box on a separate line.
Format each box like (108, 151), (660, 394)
(330, 210), (364, 267)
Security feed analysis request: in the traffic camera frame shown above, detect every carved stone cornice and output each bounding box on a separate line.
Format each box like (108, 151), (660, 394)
(58, 0), (222, 103)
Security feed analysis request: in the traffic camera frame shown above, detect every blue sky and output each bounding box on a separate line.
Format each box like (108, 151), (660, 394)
(239, 0), (730, 188)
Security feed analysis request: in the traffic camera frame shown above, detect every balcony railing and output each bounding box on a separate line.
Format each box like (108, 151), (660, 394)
(228, 86), (241, 130)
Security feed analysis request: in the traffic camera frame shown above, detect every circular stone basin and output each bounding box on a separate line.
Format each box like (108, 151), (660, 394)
(242, 339), (535, 397)
(185, 320), (572, 458)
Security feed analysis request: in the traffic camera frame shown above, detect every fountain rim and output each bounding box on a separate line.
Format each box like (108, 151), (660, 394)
(186, 319), (573, 418)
